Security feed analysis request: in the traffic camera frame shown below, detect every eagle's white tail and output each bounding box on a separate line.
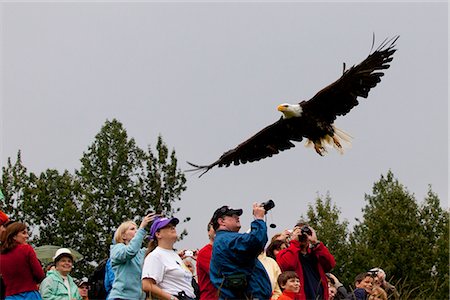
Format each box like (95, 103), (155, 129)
(305, 126), (353, 155)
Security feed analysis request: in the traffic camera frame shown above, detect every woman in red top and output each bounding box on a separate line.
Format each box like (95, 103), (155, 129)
(0, 222), (45, 300)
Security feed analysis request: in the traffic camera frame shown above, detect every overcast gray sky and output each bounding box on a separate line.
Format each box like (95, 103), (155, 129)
(1, 1), (448, 250)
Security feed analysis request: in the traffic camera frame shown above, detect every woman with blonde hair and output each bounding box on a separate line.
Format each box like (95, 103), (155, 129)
(0, 222), (45, 300)
(108, 213), (156, 300)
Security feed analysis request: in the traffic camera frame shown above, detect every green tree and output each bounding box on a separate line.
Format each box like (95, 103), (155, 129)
(76, 119), (146, 267)
(302, 193), (351, 283)
(76, 119), (188, 268)
(348, 171), (438, 297)
(418, 187), (449, 298)
(26, 169), (83, 248)
(0, 151), (31, 222)
(140, 135), (188, 237)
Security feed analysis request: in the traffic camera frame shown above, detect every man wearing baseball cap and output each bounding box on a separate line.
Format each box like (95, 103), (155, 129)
(209, 203), (271, 299)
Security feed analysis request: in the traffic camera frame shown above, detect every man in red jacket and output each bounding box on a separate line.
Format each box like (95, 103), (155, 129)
(276, 223), (335, 300)
(196, 222), (218, 300)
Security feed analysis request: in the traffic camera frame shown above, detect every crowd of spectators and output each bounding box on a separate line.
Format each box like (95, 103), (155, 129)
(0, 202), (399, 300)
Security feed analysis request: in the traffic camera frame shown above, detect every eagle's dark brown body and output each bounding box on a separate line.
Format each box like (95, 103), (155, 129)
(188, 36), (398, 176)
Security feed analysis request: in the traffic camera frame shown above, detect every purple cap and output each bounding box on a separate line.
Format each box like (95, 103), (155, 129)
(149, 217), (179, 240)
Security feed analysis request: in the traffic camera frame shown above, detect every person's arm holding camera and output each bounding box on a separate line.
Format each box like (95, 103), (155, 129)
(276, 226), (302, 272)
(253, 202), (266, 220)
(328, 273), (351, 299)
(306, 226), (336, 272)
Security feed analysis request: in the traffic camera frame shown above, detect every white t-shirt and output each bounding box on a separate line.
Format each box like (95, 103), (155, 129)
(142, 246), (195, 298)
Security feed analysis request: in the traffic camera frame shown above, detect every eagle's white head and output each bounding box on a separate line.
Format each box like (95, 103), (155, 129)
(277, 103), (302, 119)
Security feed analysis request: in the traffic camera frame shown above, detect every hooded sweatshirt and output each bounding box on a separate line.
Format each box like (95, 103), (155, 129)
(39, 269), (82, 300)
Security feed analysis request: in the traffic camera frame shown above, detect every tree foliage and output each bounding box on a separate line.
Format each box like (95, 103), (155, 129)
(0, 119), (187, 278)
(297, 171), (448, 299)
(76, 119), (147, 267)
(1, 151), (30, 222)
(302, 193), (350, 277)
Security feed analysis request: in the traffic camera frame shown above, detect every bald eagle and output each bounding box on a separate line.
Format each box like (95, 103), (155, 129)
(188, 36), (398, 177)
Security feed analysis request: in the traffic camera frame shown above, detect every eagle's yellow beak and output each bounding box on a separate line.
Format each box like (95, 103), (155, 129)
(277, 105), (287, 112)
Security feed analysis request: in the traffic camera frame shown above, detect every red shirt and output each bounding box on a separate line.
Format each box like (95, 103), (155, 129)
(0, 244), (45, 296)
(276, 240), (335, 300)
(278, 290), (301, 300)
(196, 243), (218, 300)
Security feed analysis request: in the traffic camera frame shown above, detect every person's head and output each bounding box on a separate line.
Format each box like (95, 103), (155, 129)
(355, 272), (373, 293)
(114, 220), (138, 245)
(183, 256), (196, 275)
(329, 285), (337, 300)
(149, 217), (179, 243)
(211, 206), (243, 232)
(369, 267), (386, 285)
(266, 239), (287, 260)
(53, 248), (74, 276)
(277, 271), (300, 293)
(271, 229), (291, 243)
(0, 222), (27, 252)
(368, 286), (387, 300)
(207, 222), (215, 243)
(75, 277), (90, 298)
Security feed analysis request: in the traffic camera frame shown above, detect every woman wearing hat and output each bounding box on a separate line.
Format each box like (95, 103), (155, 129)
(108, 213), (156, 300)
(0, 222), (45, 300)
(39, 248), (82, 300)
(141, 217), (196, 300)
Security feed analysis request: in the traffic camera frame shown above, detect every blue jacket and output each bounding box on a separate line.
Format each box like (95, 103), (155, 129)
(108, 228), (146, 300)
(210, 219), (272, 299)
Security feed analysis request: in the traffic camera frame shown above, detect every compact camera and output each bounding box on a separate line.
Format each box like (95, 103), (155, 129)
(184, 250), (194, 257)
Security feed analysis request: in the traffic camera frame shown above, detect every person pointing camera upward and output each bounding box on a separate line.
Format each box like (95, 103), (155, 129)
(277, 222), (336, 300)
(209, 202), (272, 300)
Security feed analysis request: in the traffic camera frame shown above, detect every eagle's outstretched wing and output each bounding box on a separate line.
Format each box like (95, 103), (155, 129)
(187, 117), (303, 177)
(301, 36), (398, 123)
(188, 36), (398, 177)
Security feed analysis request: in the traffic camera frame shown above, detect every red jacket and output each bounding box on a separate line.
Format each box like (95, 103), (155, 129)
(276, 240), (335, 300)
(0, 244), (45, 296)
(196, 243), (218, 300)
(278, 290), (302, 300)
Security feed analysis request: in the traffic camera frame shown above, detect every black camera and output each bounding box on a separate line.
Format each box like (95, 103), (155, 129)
(299, 225), (312, 241)
(301, 225), (312, 236)
(261, 200), (275, 213)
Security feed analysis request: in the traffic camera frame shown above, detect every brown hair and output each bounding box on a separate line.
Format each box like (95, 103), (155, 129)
(144, 239), (158, 257)
(354, 272), (371, 285)
(266, 239), (287, 260)
(0, 222), (27, 253)
(277, 271), (299, 289)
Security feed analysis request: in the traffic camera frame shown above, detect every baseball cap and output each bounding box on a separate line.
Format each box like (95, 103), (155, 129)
(74, 277), (89, 287)
(53, 248), (74, 263)
(149, 217), (179, 240)
(211, 206), (243, 230)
